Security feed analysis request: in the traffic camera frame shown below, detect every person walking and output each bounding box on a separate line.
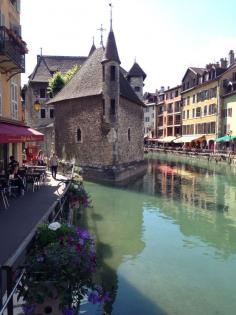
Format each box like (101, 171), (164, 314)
(50, 153), (59, 178)
(36, 150), (44, 166)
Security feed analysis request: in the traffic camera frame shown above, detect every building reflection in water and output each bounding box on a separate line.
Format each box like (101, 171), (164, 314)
(77, 155), (236, 313)
(77, 183), (146, 314)
(135, 157), (236, 259)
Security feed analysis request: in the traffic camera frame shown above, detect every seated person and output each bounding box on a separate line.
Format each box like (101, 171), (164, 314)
(8, 155), (19, 173)
(9, 165), (25, 196)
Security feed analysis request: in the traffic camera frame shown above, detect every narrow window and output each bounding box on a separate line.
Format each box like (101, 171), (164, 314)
(110, 66), (116, 81)
(10, 78), (18, 119)
(128, 128), (131, 141)
(40, 88), (46, 99)
(40, 108), (46, 118)
(102, 99), (105, 116)
(50, 108), (54, 118)
(77, 128), (82, 142)
(110, 99), (116, 115)
(102, 65), (105, 81)
(135, 86), (140, 92)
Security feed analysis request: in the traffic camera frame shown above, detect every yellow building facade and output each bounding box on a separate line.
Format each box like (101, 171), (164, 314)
(218, 63), (236, 136)
(0, 0), (31, 170)
(182, 80), (218, 140)
(180, 64), (228, 149)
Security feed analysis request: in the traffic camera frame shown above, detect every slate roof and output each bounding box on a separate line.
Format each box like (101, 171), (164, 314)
(47, 47), (143, 107)
(120, 71), (144, 106)
(29, 55), (87, 83)
(102, 30), (121, 64)
(127, 62), (146, 80)
(189, 67), (206, 76)
(47, 48), (104, 104)
(88, 43), (96, 56)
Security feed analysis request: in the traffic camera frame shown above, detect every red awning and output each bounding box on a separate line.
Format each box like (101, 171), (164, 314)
(0, 122), (44, 143)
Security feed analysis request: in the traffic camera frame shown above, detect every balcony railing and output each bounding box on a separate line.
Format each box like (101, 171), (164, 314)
(0, 26), (27, 76)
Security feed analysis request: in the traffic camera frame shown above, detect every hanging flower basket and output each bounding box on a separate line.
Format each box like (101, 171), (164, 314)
(17, 222), (109, 314)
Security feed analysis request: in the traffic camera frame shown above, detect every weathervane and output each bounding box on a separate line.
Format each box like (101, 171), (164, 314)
(97, 24), (106, 47)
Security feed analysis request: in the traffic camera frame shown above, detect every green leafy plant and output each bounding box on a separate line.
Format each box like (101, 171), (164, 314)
(47, 65), (79, 97)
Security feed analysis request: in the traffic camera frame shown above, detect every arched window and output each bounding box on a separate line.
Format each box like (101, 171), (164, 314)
(77, 128), (82, 142)
(128, 128), (131, 142)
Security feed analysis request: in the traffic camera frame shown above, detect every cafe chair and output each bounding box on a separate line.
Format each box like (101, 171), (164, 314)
(0, 187), (9, 209)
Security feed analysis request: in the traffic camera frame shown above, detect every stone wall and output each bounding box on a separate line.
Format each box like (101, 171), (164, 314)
(54, 95), (114, 166)
(55, 94), (144, 169)
(117, 97), (144, 163)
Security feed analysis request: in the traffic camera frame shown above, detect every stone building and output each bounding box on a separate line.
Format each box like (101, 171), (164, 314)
(48, 27), (146, 183)
(143, 92), (158, 138)
(156, 85), (181, 142)
(23, 54), (87, 156)
(179, 58), (228, 149)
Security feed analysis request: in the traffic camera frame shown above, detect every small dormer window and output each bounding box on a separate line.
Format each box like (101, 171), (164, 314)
(135, 86), (140, 92)
(110, 66), (116, 81)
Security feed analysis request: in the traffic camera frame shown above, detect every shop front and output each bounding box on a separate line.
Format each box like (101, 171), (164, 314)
(0, 122), (44, 172)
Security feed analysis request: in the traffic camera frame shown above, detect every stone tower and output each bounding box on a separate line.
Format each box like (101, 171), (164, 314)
(101, 27), (121, 163)
(127, 62), (146, 101)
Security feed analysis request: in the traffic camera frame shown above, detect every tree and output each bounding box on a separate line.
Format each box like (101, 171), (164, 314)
(47, 65), (79, 97)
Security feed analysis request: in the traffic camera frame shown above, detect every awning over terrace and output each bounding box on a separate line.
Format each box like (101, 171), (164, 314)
(174, 135), (205, 143)
(0, 122), (44, 143)
(215, 135), (236, 142)
(157, 136), (177, 143)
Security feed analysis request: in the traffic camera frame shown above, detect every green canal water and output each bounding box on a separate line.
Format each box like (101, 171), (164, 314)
(79, 153), (236, 315)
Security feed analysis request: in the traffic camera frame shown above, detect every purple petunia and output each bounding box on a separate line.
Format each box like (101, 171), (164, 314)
(63, 307), (75, 315)
(88, 290), (100, 304)
(76, 227), (90, 240)
(22, 304), (35, 314)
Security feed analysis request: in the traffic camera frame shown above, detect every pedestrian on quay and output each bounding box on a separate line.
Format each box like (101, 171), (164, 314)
(50, 153), (59, 178)
(36, 150), (44, 166)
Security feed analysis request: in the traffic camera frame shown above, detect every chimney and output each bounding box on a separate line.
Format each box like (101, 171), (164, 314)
(220, 58), (228, 69)
(229, 50), (235, 65)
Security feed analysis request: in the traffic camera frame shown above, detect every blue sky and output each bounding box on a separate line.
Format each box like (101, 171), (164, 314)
(21, 0), (236, 92)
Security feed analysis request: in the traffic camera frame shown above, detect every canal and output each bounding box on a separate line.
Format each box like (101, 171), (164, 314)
(80, 153), (236, 315)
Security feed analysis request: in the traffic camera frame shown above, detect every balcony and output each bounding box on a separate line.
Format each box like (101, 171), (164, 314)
(0, 26), (27, 78)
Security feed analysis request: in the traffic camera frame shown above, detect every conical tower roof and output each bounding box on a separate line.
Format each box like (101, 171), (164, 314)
(127, 62), (146, 80)
(88, 38), (96, 57)
(102, 29), (120, 64)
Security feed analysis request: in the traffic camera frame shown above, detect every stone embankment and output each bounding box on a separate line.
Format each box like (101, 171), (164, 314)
(144, 147), (236, 165)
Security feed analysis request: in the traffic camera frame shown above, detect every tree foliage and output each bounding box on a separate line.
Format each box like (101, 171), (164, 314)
(47, 65), (79, 97)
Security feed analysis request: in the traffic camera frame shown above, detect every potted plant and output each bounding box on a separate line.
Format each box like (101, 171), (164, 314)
(17, 222), (109, 314)
(68, 181), (90, 210)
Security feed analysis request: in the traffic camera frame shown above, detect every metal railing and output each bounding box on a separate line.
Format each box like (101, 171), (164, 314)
(0, 165), (74, 315)
(0, 26), (26, 72)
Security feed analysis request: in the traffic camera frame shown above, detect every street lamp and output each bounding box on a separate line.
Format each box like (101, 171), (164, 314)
(34, 99), (41, 111)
